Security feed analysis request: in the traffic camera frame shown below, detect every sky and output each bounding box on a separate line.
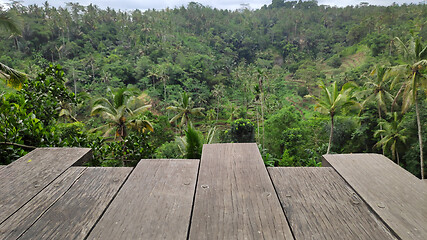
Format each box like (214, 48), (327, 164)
(0, 0), (424, 11)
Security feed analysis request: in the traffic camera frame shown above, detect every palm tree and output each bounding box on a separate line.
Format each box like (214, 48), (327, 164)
(391, 36), (426, 179)
(309, 81), (359, 154)
(91, 87), (152, 140)
(0, 11), (26, 88)
(361, 66), (394, 120)
(148, 63), (169, 100)
(359, 66), (394, 153)
(0, 11), (21, 34)
(374, 112), (408, 165)
(167, 92), (205, 127)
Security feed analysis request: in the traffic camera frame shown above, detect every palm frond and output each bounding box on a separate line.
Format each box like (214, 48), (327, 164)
(133, 104), (152, 114)
(0, 12), (22, 34)
(169, 112), (184, 124)
(91, 104), (116, 117)
(0, 62), (26, 89)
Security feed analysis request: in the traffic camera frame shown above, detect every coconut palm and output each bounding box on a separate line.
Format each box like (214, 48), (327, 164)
(0, 11), (21, 34)
(361, 66), (394, 119)
(167, 92), (204, 127)
(359, 66), (394, 153)
(91, 87), (152, 140)
(374, 112), (408, 165)
(0, 11), (26, 88)
(309, 81), (359, 154)
(391, 36), (426, 178)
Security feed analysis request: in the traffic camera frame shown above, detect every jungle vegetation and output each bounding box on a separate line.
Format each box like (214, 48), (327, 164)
(0, 0), (426, 178)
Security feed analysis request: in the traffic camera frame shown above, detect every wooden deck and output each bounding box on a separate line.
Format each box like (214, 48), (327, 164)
(0, 144), (425, 239)
(323, 154), (427, 240)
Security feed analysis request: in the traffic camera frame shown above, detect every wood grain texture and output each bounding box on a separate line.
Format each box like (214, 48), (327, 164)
(0, 148), (92, 224)
(189, 143), (294, 240)
(323, 154), (427, 240)
(87, 159), (198, 240)
(18, 167), (131, 240)
(0, 167), (86, 239)
(269, 167), (397, 240)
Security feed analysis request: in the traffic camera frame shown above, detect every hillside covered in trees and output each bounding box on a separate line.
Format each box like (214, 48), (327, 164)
(0, 0), (426, 178)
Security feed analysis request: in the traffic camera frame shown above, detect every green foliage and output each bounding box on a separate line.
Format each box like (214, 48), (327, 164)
(185, 124), (202, 159)
(279, 149), (321, 167)
(1, 2), (426, 177)
(229, 119), (255, 143)
(264, 106), (301, 157)
(155, 140), (183, 159)
(19, 64), (77, 126)
(91, 87), (152, 139)
(310, 81), (360, 153)
(365, 33), (390, 57)
(167, 92), (205, 127)
(327, 55), (342, 68)
(0, 64), (77, 163)
(374, 112), (408, 164)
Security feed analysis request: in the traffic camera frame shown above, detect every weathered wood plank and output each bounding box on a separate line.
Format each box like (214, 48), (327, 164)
(87, 159), (198, 240)
(0, 167), (86, 239)
(269, 167), (397, 240)
(323, 154), (427, 240)
(17, 167), (131, 239)
(189, 143), (294, 240)
(0, 148), (92, 224)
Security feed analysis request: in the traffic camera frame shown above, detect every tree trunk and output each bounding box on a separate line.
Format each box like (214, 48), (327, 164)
(378, 104), (384, 155)
(415, 99), (424, 179)
(216, 97), (220, 122)
(256, 109), (260, 141)
(73, 68), (77, 101)
(327, 115), (334, 154)
(163, 79), (167, 101)
(396, 149), (400, 166)
(261, 93), (265, 149)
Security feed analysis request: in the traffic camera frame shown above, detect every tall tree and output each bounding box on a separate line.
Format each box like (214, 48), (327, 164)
(361, 66), (394, 120)
(374, 112), (408, 165)
(91, 87), (152, 140)
(167, 92), (205, 127)
(392, 36), (426, 179)
(0, 11), (26, 88)
(310, 81), (359, 154)
(360, 66), (394, 153)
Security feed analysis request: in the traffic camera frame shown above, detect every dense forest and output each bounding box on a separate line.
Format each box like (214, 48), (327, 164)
(0, 0), (426, 178)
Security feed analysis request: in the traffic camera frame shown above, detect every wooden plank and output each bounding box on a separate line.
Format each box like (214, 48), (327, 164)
(269, 167), (397, 240)
(189, 143), (294, 240)
(17, 167), (131, 239)
(0, 167), (86, 239)
(87, 159), (198, 240)
(323, 154), (427, 240)
(0, 148), (92, 224)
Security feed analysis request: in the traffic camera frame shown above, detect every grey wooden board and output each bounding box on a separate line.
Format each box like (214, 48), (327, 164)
(268, 167), (397, 240)
(323, 154), (427, 240)
(87, 159), (198, 240)
(0, 148), (92, 224)
(17, 167), (131, 240)
(0, 167), (86, 239)
(189, 143), (294, 240)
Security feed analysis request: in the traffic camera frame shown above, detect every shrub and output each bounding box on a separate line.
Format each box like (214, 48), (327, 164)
(229, 118), (255, 143)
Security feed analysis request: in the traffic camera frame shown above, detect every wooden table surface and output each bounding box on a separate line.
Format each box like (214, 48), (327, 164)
(0, 145), (425, 240)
